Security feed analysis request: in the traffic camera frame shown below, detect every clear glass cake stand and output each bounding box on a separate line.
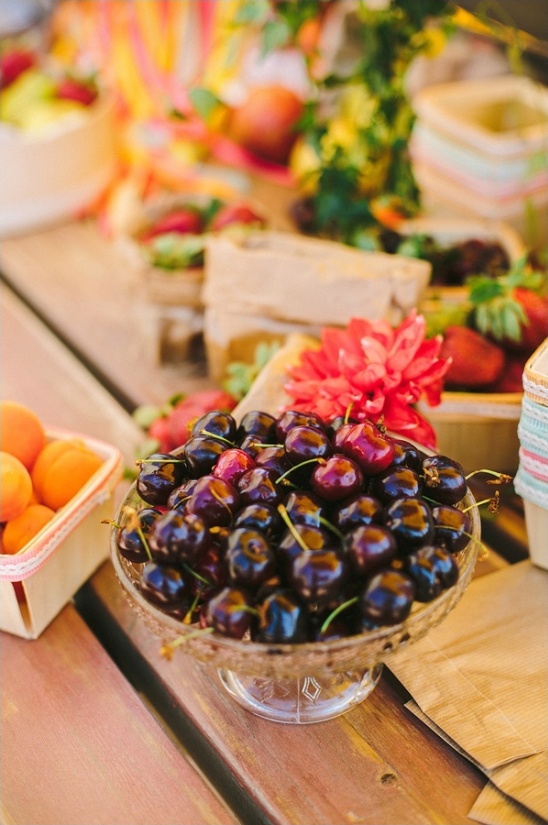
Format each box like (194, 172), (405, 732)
(110, 484), (480, 724)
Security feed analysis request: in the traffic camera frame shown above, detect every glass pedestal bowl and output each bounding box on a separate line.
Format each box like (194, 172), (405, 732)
(110, 484), (481, 724)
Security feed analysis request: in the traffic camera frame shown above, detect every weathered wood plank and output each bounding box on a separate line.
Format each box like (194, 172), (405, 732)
(1, 223), (212, 410)
(84, 560), (488, 825)
(0, 603), (239, 825)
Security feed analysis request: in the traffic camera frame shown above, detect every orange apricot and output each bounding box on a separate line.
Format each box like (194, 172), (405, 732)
(0, 400), (46, 471)
(31, 438), (103, 510)
(0, 451), (33, 522)
(2, 503), (56, 554)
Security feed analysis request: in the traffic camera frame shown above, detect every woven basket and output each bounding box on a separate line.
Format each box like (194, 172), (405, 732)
(514, 338), (548, 569)
(0, 429), (123, 638)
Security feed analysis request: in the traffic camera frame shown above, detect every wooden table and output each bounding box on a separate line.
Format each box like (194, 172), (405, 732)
(0, 218), (532, 825)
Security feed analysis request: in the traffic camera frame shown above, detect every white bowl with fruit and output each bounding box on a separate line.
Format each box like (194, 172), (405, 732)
(0, 47), (117, 237)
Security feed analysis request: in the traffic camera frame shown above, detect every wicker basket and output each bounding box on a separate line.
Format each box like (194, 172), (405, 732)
(0, 429), (123, 638)
(514, 338), (548, 570)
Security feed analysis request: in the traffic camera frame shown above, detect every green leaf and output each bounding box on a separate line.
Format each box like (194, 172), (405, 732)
(188, 87), (222, 121)
(261, 19), (291, 56)
(132, 404), (164, 429)
(468, 277), (506, 304)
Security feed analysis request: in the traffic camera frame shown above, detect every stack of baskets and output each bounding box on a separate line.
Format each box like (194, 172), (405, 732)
(514, 339), (548, 570)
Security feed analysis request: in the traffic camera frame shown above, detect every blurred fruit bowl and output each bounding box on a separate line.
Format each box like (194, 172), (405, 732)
(0, 92), (118, 237)
(0, 429), (123, 639)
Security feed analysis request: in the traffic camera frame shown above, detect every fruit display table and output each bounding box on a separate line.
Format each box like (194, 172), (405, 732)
(1, 216), (543, 825)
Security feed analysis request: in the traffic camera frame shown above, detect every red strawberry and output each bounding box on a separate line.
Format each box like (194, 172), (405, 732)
(210, 203), (265, 231)
(55, 77), (98, 106)
(469, 259), (547, 355)
(488, 353), (527, 393)
(1, 49), (36, 88)
(440, 326), (506, 389)
(140, 208), (204, 242)
(166, 389), (237, 447)
(148, 416), (176, 453)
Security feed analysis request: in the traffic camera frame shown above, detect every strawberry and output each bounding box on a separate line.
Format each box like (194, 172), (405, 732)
(210, 203), (265, 231)
(439, 326), (506, 389)
(55, 77), (98, 106)
(1, 49), (36, 89)
(487, 353), (527, 393)
(140, 208), (204, 242)
(166, 389), (237, 448)
(468, 257), (547, 355)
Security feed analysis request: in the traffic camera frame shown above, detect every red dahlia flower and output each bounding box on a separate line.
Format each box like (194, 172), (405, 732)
(283, 311), (451, 450)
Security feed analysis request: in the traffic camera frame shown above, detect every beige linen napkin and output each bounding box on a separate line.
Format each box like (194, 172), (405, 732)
(387, 561), (548, 824)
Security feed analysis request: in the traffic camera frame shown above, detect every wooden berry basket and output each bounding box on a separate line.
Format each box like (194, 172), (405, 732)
(515, 338), (548, 570)
(0, 429), (123, 639)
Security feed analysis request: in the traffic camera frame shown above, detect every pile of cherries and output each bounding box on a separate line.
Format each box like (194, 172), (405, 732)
(116, 409), (474, 645)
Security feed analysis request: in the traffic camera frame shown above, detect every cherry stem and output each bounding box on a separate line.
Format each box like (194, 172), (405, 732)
(183, 592), (201, 625)
(160, 626), (215, 658)
(275, 457), (324, 485)
(320, 597), (358, 634)
(463, 490), (500, 514)
(198, 429), (236, 448)
(465, 469), (513, 485)
(210, 486), (234, 521)
(277, 504), (310, 552)
(136, 524), (153, 561)
(135, 457), (186, 466)
(182, 563), (211, 586)
(319, 515), (344, 542)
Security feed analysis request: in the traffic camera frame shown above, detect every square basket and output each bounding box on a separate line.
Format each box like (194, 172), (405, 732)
(0, 428), (124, 638)
(514, 338), (548, 570)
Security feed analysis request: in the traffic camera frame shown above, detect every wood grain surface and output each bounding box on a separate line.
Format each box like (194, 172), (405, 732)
(1, 603), (238, 825)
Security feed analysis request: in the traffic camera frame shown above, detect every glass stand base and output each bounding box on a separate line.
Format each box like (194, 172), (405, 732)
(217, 664), (383, 724)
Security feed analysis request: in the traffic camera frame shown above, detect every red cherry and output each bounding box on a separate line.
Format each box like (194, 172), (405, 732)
(210, 203), (265, 231)
(1, 50), (36, 89)
(140, 208), (204, 241)
(339, 423), (396, 475)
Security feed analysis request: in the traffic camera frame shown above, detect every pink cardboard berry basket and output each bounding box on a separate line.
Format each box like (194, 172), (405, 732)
(0, 428), (124, 639)
(515, 338), (548, 571)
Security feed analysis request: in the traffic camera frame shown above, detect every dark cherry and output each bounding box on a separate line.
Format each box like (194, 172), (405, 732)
(117, 507), (163, 563)
(238, 433), (271, 460)
(237, 467), (284, 508)
(284, 425), (332, 465)
(276, 524), (330, 575)
(383, 496), (434, 553)
(203, 586), (256, 639)
(345, 524), (397, 577)
(186, 474), (240, 527)
(289, 548), (346, 609)
(403, 551), (442, 602)
(331, 493), (383, 532)
(183, 434), (226, 478)
(282, 489), (324, 528)
(233, 502), (283, 539)
(236, 410), (277, 442)
(225, 528), (277, 589)
(191, 410), (237, 443)
(191, 544), (229, 598)
(390, 438), (425, 473)
(275, 409), (326, 442)
(148, 509), (208, 564)
(339, 422), (396, 476)
(431, 504), (471, 553)
(312, 612), (356, 642)
(140, 561), (192, 612)
(212, 447), (255, 486)
(136, 453), (188, 506)
(360, 569), (416, 626)
(255, 589), (309, 643)
(254, 445), (291, 477)
(166, 478), (198, 510)
(310, 454), (364, 502)
(369, 466), (422, 504)
(425, 545), (460, 587)
(421, 455), (467, 505)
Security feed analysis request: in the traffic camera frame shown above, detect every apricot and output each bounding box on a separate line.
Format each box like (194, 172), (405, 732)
(2, 503), (56, 554)
(0, 400), (46, 470)
(31, 438), (103, 510)
(0, 451), (33, 522)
